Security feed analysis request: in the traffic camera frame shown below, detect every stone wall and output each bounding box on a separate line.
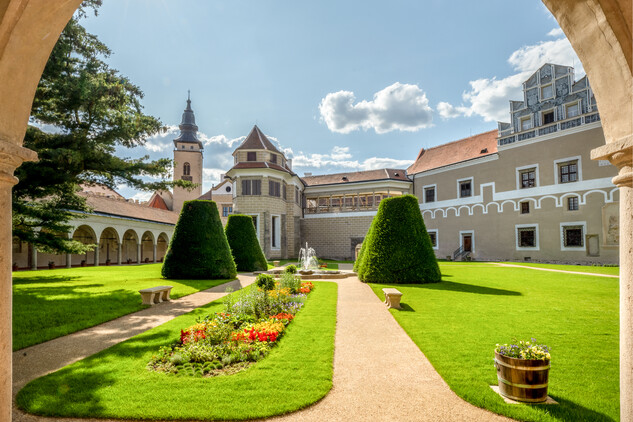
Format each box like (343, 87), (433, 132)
(301, 214), (374, 260)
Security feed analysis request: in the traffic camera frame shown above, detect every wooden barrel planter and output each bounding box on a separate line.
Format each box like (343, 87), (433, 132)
(494, 352), (550, 403)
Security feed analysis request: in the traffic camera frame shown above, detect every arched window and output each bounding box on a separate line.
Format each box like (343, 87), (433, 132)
(183, 162), (191, 176)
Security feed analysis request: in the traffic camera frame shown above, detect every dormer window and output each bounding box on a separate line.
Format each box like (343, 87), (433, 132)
(270, 153), (277, 164)
(520, 116), (532, 131)
(542, 110), (555, 125)
(247, 152), (256, 161)
(540, 83), (553, 100)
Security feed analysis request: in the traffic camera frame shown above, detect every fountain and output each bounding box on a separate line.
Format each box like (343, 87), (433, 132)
(298, 242), (319, 272)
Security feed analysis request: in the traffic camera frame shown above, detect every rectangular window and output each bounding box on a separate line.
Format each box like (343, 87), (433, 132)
(271, 216), (279, 248)
(241, 179), (261, 195)
(269, 180), (280, 197)
(459, 181), (471, 198)
(247, 151), (257, 161)
(520, 116), (532, 131)
(566, 102), (580, 118)
(520, 168), (536, 188)
(428, 232), (437, 247)
(270, 153), (277, 164)
(521, 202), (530, 214)
(424, 187), (435, 203)
(542, 110), (555, 125)
(559, 160), (578, 183)
(283, 184), (287, 200)
(222, 206), (232, 217)
(518, 227), (537, 248)
(568, 196), (579, 211)
(540, 84), (553, 99)
(563, 226), (584, 247)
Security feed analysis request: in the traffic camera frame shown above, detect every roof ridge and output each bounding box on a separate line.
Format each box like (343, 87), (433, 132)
(423, 129), (497, 152)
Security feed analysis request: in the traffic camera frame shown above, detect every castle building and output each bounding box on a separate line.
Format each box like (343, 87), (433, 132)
(12, 64), (621, 269)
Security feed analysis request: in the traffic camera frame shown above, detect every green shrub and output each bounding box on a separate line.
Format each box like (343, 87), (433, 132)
(255, 274), (275, 291)
(225, 215), (268, 272)
(279, 272), (301, 293)
(161, 200), (237, 280)
(284, 264), (297, 274)
(356, 194), (441, 284)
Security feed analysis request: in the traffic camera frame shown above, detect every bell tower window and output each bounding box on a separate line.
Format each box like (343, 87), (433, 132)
(183, 162), (191, 176)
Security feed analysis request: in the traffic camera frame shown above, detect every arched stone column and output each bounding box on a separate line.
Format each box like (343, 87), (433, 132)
(542, 1), (632, 419)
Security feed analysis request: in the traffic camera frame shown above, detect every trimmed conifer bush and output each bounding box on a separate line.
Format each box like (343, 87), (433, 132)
(225, 214), (268, 272)
(161, 200), (237, 280)
(356, 194), (441, 283)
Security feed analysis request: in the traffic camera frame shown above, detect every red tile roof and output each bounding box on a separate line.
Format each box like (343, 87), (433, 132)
(234, 125), (282, 154)
(406, 130), (498, 175)
(147, 194), (169, 210)
(302, 169), (410, 186)
(78, 193), (179, 225)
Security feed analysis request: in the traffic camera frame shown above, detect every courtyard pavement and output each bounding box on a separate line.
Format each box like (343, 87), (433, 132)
(12, 272), (511, 422)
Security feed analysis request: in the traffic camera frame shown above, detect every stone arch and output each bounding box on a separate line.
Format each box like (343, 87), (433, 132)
(141, 231), (155, 263)
(72, 225), (97, 266)
(156, 232), (169, 262)
(98, 227), (120, 265)
(121, 229), (139, 264)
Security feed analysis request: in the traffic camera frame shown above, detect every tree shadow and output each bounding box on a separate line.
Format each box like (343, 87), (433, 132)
(379, 281), (521, 296)
(12, 274), (82, 285)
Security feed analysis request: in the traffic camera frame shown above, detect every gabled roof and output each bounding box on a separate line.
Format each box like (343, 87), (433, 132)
(147, 194), (169, 210)
(234, 125), (282, 154)
(302, 169), (410, 187)
(229, 161), (296, 176)
(407, 130), (498, 175)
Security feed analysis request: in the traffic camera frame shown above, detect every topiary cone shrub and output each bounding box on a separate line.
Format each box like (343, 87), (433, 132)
(356, 194), (441, 283)
(162, 200), (237, 280)
(225, 214), (268, 272)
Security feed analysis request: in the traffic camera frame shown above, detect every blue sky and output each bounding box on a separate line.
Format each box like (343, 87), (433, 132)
(80, 0), (582, 201)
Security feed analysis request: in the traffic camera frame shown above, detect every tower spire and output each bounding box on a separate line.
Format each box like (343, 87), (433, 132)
(173, 92), (202, 148)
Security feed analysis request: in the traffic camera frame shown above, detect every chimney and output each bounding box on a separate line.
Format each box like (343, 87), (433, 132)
(287, 159), (292, 170)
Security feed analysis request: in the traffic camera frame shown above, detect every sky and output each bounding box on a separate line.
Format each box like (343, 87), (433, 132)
(79, 0), (584, 201)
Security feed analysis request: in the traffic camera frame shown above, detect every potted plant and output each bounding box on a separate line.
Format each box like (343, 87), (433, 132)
(127, 258), (132, 264)
(12, 263), (18, 271)
(494, 338), (551, 403)
(105, 258), (111, 266)
(48, 261), (55, 270)
(80, 259), (86, 267)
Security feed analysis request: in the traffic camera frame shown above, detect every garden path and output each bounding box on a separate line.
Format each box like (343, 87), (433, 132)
(11, 274), (256, 412)
(262, 276), (511, 422)
(493, 262), (619, 278)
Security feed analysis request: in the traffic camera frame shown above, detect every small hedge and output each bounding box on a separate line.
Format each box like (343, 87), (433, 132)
(161, 200), (237, 280)
(225, 214), (268, 272)
(355, 195), (441, 283)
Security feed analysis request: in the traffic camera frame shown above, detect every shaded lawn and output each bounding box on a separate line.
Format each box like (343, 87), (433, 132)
(370, 263), (618, 422)
(501, 262), (619, 276)
(13, 264), (232, 351)
(17, 281), (337, 420)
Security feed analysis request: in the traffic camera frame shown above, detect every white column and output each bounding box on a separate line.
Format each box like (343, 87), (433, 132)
(117, 242), (122, 265)
(153, 243), (157, 263)
(137, 242), (142, 264)
(66, 253), (71, 268)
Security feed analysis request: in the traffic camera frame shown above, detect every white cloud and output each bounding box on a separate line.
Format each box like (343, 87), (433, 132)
(143, 125), (179, 152)
(547, 28), (564, 37)
(203, 168), (227, 186)
(439, 31), (583, 122)
(130, 191), (152, 203)
(319, 82), (433, 134)
(290, 146), (413, 171)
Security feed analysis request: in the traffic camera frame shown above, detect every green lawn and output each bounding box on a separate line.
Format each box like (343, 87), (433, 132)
(13, 264), (232, 351)
(370, 262), (619, 422)
(17, 281), (337, 420)
(501, 262), (619, 276)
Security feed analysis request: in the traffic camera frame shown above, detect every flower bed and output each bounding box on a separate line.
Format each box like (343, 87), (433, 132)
(148, 273), (314, 377)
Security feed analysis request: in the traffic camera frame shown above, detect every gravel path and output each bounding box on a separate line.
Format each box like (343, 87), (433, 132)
(13, 274), (511, 422)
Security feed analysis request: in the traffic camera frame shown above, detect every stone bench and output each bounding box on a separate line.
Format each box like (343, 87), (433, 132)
(382, 288), (403, 309)
(139, 285), (173, 305)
